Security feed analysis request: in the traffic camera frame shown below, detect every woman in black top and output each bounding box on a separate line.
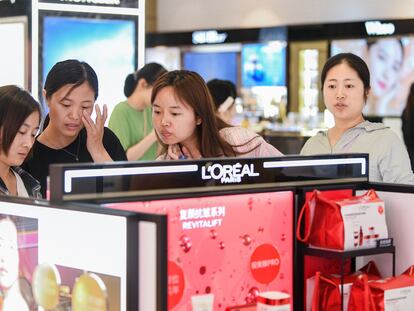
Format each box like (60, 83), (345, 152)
(23, 59), (126, 197)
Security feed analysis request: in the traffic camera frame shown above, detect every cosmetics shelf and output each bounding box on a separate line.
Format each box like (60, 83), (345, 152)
(304, 244), (395, 311)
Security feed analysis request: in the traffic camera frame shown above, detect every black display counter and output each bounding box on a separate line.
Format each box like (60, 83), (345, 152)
(3, 153), (414, 310)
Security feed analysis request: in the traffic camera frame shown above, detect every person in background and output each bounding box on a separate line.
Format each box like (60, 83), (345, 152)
(207, 79), (237, 124)
(109, 63), (167, 161)
(0, 85), (41, 198)
(402, 82), (414, 169)
(151, 70), (283, 160)
(301, 53), (414, 184)
(23, 59), (127, 197)
(0, 216), (30, 311)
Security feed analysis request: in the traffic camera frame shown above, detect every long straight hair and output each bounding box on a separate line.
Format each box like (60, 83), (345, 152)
(151, 70), (237, 157)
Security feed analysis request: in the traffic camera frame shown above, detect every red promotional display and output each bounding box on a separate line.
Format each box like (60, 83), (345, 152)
(348, 266), (414, 311)
(307, 261), (381, 311)
(109, 191), (294, 310)
(297, 189), (387, 251)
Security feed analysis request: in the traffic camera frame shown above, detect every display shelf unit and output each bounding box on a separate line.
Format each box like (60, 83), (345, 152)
(305, 245), (396, 311)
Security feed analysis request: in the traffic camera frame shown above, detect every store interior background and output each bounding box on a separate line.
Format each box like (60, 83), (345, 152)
(2, 0), (414, 154)
(145, 0), (414, 153)
(1, 2), (414, 310)
(154, 0), (414, 32)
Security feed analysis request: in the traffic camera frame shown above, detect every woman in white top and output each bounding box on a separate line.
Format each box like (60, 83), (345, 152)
(0, 85), (41, 198)
(301, 53), (414, 184)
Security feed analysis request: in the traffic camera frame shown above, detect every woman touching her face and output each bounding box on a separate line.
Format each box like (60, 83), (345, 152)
(151, 70), (282, 160)
(152, 85), (203, 159)
(23, 59), (127, 197)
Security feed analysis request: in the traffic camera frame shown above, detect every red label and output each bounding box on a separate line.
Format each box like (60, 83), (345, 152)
(250, 244), (281, 284)
(168, 261), (185, 309)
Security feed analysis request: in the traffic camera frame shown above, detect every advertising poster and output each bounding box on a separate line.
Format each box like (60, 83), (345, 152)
(242, 42), (287, 87)
(0, 215), (38, 310)
(0, 19), (26, 88)
(0, 203), (127, 311)
(109, 190), (294, 310)
(42, 15), (136, 119)
(331, 36), (414, 117)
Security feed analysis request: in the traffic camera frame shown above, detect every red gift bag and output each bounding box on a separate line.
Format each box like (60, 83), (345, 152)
(308, 261), (381, 311)
(348, 266), (414, 311)
(403, 265), (414, 277)
(297, 189), (387, 250)
(347, 274), (376, 311)
(311, 272), (342, 311)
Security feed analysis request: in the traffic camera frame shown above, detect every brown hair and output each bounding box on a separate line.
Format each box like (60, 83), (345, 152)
(151, 70), (241, 157)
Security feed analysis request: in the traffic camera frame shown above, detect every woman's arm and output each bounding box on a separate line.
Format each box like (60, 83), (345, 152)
(126, 130), (157, 160)
(378, 131), (414, 184)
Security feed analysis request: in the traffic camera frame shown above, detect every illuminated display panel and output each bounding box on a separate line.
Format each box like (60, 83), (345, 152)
(0, 201), (128, 311)
(108, 190), (294, 310)
(40, 14), (136, 118)
(183, 51), (238, 85)
(241, 42), (287, 87)
(146, 46), (181, 71)
(0, 17), (26, 88)
(331, 36), (414, 117)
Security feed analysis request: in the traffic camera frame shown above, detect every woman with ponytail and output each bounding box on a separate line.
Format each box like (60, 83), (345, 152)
(109, 63), (167, 160)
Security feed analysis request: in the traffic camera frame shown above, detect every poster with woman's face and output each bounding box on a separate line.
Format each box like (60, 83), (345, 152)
(331, 36), (414, 117)
(0, 215), (38, 311)
(1, 203), (127, 311)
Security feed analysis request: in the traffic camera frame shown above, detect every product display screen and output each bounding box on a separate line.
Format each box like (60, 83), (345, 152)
(241, 42), (287, 87)
(108, 190), (294, 310)
(331, 36), (414, 117)
(183, 51), (238, 85)
(41, 15), (136, 118)
(0, 18), (26, 88)
(146, 47), (181, 71)
(0, 201), (128, 311)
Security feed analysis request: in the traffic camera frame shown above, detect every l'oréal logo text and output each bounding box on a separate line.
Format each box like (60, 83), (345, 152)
(201, 163), (259, 184)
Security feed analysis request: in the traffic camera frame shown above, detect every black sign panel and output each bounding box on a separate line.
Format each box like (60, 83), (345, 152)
(49, 154), (368, 202)
(0, 0), (30, 17)
(38, 0), (139, 8)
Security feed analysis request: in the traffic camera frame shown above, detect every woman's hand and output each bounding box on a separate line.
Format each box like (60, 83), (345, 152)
(167, 144), (185, 160)
(82, 104), (112, 162)
(166, 144), (202, 160)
